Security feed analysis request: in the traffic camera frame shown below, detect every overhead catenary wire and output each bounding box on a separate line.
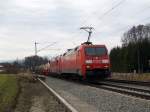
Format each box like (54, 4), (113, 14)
(114, 5), (150, 33)
(67, 0), (150, 46)
(93, 0), (127, 30)
(97, 0), (126, 20)
(37, 42), (58, 52)
(39, 48), (61, 51)
(92, 1), (150, 37)
(73, 0), (127, 44)
(80, 0), (126, 27)
(108, 15), (150, 36)
(62, 0), (127, 45)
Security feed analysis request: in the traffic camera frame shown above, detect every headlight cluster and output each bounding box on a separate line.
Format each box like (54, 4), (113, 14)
(85, 59), (109, 64)
(85, 60), (92, 64)
(102, 59), (109, 64)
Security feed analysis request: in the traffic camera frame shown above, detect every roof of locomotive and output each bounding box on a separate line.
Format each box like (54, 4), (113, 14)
(79, 43), (106, 49)
(80, 44), (106, 47)
(58, 41), (107, 57)
(62, 43), (106, 56)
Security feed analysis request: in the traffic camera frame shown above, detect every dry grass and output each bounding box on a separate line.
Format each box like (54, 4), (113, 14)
(14, 73), (67, 112)
(0, 73), (36, 112)
(0, 74), (19, 112)
(17, 72), (36, 82)
(111, 73), (150, 81)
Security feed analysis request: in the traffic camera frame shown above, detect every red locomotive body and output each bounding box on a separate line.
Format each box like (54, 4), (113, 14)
(48, 43), (111, 79)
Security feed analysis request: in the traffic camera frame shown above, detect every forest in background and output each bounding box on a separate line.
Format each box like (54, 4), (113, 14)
(110, 24), (150, 73)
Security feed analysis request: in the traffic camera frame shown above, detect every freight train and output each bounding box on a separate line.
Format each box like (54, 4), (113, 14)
(39, 42), (111, 80)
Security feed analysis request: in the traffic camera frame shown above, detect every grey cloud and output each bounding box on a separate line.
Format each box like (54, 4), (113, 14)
(0, 0), (150, 61)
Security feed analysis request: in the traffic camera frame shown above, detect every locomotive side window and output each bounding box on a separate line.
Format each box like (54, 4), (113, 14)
(85, 47), (106, 56)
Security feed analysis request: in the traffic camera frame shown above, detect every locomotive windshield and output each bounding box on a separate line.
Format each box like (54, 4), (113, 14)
(85, 47), (107, 56)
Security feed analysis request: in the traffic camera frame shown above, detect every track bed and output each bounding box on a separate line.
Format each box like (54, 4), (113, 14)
(44, 76), (150, 112)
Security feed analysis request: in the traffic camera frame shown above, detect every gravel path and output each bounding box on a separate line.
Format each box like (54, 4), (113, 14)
(30, 96), (45, 112)
(14, 77), (67, 112)
(45, 76), (150, 112)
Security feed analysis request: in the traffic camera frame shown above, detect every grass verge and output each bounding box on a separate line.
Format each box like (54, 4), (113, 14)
(0, 74), (19, 112)
(111, 73), (150, 81)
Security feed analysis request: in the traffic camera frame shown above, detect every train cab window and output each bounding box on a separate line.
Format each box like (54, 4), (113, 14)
(85, 48), (95, 55)
(85, 47), (107, 56)
(95, 47), (107, 55)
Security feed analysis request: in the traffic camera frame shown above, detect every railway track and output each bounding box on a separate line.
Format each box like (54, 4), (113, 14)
(105, 79), (150, 87)
(89, 80), (150, 100)
(37, 75), (150, 103)
(55, 76), (150, 100)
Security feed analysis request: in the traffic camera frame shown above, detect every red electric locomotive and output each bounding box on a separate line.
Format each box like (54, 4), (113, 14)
(46, 27), (111, 79)
(48, 42), (111, 79)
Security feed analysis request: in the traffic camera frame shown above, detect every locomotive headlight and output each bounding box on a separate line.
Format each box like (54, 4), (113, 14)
(85, 60), (92, 64)
(102, 59), (109, 64)
(86, 65), (91, 69)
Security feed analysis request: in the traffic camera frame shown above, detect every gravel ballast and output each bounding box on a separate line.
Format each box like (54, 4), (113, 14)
(45, 76), (150, 112)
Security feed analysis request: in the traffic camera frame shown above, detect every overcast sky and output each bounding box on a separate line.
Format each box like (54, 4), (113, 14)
(0, 0), (150, 62)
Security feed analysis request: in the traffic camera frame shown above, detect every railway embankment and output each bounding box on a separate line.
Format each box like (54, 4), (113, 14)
(0, 73), (68, 112)
(15, 73), (68, 112)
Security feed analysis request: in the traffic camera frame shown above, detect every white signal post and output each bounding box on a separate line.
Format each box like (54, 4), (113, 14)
(35, 42), (39, 56)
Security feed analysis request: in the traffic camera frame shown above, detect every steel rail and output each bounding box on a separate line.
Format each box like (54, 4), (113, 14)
(99, 81), (150, 94)
(105, 79), (150, 87)
(90, 81), (150, 100)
